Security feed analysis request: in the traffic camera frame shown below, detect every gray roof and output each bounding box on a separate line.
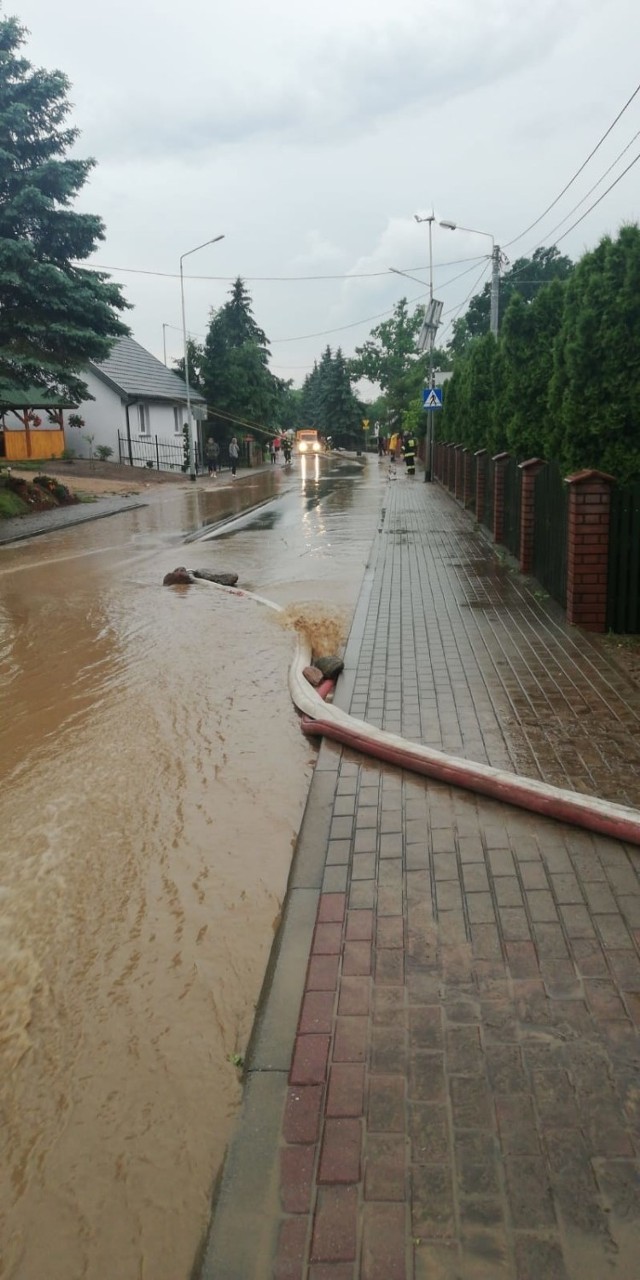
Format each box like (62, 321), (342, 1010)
(89, 335), (205, 403)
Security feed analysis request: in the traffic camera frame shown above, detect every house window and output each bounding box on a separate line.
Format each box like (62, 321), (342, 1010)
(138, 404), (150, 435)
(174, 407), (183, 435)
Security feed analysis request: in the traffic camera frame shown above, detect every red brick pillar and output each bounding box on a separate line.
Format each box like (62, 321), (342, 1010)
(518, 457), (546, 574)
(475, 449), (487, 524)
(463, 449), (473, 508)
(454, 445), (464, 500)
(565, 469), (615, 633)
(492, 452), (510, 545)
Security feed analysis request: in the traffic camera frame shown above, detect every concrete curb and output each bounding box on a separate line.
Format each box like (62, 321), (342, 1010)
(198, 511), (383, 1279)
(0, 499), (148, 545)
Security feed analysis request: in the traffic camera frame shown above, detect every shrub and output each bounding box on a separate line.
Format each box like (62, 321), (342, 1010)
(95, 445), (113, 461)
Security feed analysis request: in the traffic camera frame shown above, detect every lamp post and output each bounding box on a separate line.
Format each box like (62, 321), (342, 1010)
(439, 220), (501, 336)
(180, 234), (224, 481)
(414, 214), (439, 482)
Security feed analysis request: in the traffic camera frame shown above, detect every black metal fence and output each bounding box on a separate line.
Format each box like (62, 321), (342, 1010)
(607, 482), (640, 633)
(502, 457), (522, 558)
(465, 451), (477, 512)
(481, 456), (494, 533)
(532, 460), (568, 607)
(118, 432), (193, 471)
(117, 433), (256, 473)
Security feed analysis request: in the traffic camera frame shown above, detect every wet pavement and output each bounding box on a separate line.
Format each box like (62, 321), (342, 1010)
(0, 457), (383, 1280)
(205, 467), (640, 1280)
(0, 494), (147, 543)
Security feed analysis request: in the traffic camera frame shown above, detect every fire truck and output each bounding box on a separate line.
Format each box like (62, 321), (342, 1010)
(295, 429), (322, 454)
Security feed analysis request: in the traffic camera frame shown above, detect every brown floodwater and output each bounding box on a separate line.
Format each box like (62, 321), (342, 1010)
(0, 458), (383, 1280)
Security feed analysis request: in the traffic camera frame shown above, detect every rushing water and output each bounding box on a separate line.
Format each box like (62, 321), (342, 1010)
(0, 458), (383, 1280)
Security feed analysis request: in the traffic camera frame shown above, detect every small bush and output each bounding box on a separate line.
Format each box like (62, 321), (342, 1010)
(95, 445), (113, 461)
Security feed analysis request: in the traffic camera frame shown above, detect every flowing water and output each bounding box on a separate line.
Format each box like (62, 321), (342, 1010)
(0, 458), (384, 1280)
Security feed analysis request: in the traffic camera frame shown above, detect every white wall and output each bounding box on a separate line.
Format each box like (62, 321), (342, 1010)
(66, 372), (196, 468)
(65, 370), (124, 459)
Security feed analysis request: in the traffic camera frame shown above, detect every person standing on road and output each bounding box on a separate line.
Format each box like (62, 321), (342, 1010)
(270, 438), (277, 464)
(206, 437), (220, 476)
(229, 436), (240, 478)
(403, 432), (417, 476)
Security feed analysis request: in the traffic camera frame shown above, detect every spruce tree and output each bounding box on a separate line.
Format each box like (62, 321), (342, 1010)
(0, 14), (129, 399)
(201, 277), (278, 436)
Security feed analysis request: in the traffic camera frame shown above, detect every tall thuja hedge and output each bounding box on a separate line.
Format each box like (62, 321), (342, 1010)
(440, 333), (501, 451)
(498, 280), (566, 459)
(442, 225), (640, 480)
(549, 224), (640, 480)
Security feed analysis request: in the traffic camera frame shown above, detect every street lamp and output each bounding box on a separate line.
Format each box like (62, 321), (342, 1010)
(413, 214), (441, 482)
(180, 234), (225, 481)
(439, 220), (501, 336)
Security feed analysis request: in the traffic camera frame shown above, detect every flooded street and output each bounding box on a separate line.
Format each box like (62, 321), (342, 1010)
(0, 457), (384, 1280)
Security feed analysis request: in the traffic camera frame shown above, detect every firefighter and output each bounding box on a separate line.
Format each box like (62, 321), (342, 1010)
(403, 432), (417, 476)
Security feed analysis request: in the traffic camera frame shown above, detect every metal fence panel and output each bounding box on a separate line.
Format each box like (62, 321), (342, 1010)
(607, 483), (640, 633)
(532, 460), (568, 607)
(481, 457), (494, 532)
(502, 457), (522, 558)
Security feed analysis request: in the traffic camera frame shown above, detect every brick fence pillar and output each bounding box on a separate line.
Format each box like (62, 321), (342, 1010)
(463, 449), (473, 508)
(454, 445), (464, 500)
(518, 457), (546, 573)
(565, 469), (615, 633)
(492, 452), (510, 545)
(475, 449), (487, 524)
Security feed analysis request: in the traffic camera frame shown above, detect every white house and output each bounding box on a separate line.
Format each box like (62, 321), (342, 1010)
(66, 335), (206, 470)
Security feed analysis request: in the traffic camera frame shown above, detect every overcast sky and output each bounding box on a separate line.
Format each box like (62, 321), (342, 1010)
(11, 0), (640, 388)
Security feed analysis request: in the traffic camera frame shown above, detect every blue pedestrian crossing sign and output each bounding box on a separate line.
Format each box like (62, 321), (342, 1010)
(422, 387), (443, 409)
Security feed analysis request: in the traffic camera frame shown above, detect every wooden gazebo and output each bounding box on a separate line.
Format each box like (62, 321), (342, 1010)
(0, 387), (75, 461)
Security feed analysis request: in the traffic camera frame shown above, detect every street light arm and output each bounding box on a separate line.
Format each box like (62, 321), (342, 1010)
(439, 220), (494, 248)
(389, 266), (431, 290)
(180, 233), (225, 482)
(180, 234), (225, 267)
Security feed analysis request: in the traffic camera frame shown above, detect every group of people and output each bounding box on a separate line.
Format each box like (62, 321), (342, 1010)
(269, 435), (293, 465)
(205, 435), (240, 478)
(378, 431), (418, 476)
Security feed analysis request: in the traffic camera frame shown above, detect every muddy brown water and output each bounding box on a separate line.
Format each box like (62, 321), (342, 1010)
(0, 459), (384, 1280)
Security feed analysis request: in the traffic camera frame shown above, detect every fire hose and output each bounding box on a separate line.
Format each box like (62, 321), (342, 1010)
(199, 580), (640, 848)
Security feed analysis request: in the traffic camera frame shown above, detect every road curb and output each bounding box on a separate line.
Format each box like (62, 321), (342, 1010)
(199, 508), (384, 1278)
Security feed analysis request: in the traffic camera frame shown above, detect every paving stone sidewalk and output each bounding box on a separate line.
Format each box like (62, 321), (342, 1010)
(203, 472), (640, 1280)
(0, 495), (147, 544)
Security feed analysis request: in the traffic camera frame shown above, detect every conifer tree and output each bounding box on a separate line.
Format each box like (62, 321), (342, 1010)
(0, 14), (129, 399)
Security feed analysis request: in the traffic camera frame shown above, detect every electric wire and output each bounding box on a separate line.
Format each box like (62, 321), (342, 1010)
(77, 256), (483, 282)
(504, 79), (640, 249)
(270, 257), (488, 344)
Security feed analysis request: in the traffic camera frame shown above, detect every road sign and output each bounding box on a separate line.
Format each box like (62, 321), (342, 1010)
(422, 387), (443, 409)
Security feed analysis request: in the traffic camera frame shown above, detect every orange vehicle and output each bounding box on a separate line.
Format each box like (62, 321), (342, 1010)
(295, 428), (322, 454)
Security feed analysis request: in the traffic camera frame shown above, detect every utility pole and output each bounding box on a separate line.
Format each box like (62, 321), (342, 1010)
(414, 214), (436, 482)
(490, 244), (500, 337)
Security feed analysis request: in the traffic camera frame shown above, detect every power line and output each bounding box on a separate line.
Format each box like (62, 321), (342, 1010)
(77, 256), (482, 283)
(437, 262), (492, 346)
(552, 149), (640, 245)
(504, 80), (640, 249)
(270, 258), (486, 344)
(527, 128), (640, 246)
